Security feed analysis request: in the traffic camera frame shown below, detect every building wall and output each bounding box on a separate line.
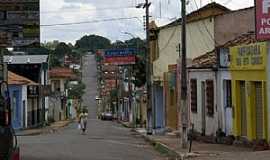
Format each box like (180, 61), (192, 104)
(50, 78), (66, 92)
(154, 18), (215, 81)
(188, 69), (218, 136)
(9, 85), (23, 129)
(22, 85), (28, 128)
(215, 7), (255, 46)
(216, 69), (232, 135)
(48, 95), (62, 122)
(267, 42), (270, 142)
(230, 42), (268, 141)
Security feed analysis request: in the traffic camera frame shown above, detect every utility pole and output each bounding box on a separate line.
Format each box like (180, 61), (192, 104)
(145, 0), (152, 135)
(115, 67), (119, 119)
(180, 0), (188, 148)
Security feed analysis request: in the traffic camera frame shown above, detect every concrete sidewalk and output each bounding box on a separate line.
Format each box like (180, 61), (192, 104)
(16, 120), (72, 136)
(134, 128), (259, 160)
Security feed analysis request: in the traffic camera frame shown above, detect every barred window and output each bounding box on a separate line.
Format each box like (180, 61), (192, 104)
(206, 80), (214, 116)
(190, 79), (197, 113)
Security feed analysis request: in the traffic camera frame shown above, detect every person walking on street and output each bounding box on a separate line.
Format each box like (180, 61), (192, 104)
(79, 109), (88, 134)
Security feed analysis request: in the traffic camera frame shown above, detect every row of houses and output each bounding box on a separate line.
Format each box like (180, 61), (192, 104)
(4, 54), (79, 130)
(142, 2), (270, 144)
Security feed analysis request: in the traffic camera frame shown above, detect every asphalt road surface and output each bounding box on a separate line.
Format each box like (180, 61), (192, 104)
(18, 54), (164, 160)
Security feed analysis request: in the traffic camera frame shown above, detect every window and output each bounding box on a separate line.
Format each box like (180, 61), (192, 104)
(52, 80), (60, 92)
(225, 80), (232, 108)
(190, 79), (197, 113)
(12, 32), (19, 38)
(206, 80), (214, 116)
(12, 92), (17, 121)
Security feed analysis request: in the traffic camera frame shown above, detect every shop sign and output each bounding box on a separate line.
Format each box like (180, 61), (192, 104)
(104, 48), (136, 65)
(230, 42), (267, 70)
(27, 85), (39, 97)
(256, 0), (270, 40)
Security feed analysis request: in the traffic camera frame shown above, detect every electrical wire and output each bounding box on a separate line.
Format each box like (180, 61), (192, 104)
(159, 24), (178, 53)
(193, 0), (219, 46)
(41, 6), (137, 14)
(223, 0), (233, 5)
(40, 17), (141, 27)
(188, 2), (212, 50)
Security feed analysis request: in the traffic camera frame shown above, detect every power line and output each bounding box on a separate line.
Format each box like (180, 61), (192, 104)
(188, 2), (212, 50)
(193, 0), (219, 45)
(40, 17), (141, 27)
(41, 6), (137, 14)
(223, 0), (233, 5)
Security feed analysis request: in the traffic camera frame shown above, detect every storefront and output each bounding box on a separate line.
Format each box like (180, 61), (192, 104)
(230, 42), (268, 141)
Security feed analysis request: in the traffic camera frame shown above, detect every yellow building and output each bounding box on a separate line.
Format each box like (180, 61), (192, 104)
(230, 42), (268, 141)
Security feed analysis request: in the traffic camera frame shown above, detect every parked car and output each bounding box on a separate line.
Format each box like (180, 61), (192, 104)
(101, 112), (113, 121)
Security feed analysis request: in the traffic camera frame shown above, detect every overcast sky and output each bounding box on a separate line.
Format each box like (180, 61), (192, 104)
(40, 0), (254, 44)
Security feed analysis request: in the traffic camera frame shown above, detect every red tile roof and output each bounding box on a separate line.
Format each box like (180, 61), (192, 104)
(49, 67), (77, 79)
(190, 32), (256, 68)
(8, 71), (38, 85)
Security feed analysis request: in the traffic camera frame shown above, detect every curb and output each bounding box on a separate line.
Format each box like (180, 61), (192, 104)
(133, 130), (202, 160)
(16, 120), (73, 136)
(133, 130), (181, 159)
(118, 120), (132, 128)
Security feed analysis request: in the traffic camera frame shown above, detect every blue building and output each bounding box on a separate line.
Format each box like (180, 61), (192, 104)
(8, 71), (37, 129)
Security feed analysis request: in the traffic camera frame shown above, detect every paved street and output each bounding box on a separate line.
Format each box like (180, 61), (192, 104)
(18, 54), (164, 160)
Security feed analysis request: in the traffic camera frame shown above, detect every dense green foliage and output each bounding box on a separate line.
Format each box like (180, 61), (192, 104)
(68, 82), (86, 99)
(75, 35), (111, 52)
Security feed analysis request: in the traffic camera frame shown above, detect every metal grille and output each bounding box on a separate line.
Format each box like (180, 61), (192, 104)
(255, 82), (263, 140)
(240, 81), (247, 136)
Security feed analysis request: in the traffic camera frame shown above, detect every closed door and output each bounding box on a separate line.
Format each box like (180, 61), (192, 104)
(155, 86), (164, 129)
(224, 80), (232, 135)
(240, 81), (247, 136)
(23, 100), (26, 128)
(201, 82), (206, 135)
(255, 82), (263, 139)
(11, 91), (20, 129)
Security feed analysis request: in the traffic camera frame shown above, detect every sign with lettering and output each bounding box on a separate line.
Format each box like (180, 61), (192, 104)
(104, 48), (136, 65)
(229, 42), (267, 70)
(256, 0), (270, 40)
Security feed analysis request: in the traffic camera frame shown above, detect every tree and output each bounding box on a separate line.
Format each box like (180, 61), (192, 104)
(42, 40), (60, 50)
(68, 82), (86, 99)
(75, 35), (111, 52)
(23, 46), (50, 55)
(111, 40), (126, 48)
(133, 56), (146, 87)
(111, 37), (146, 87)
(55, 42), (72, 57)
(125, 38), (145, 57)
(49, 42), (72, 67)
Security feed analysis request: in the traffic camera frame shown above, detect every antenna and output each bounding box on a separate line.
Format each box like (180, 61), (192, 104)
(159, 0), (162, 18)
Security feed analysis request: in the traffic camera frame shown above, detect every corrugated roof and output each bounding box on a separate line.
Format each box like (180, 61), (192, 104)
(49, 67), (77, 79)
(189, 32), (256, 68)
(8, 71), (38, 85)
(4, 55), (48, 64)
